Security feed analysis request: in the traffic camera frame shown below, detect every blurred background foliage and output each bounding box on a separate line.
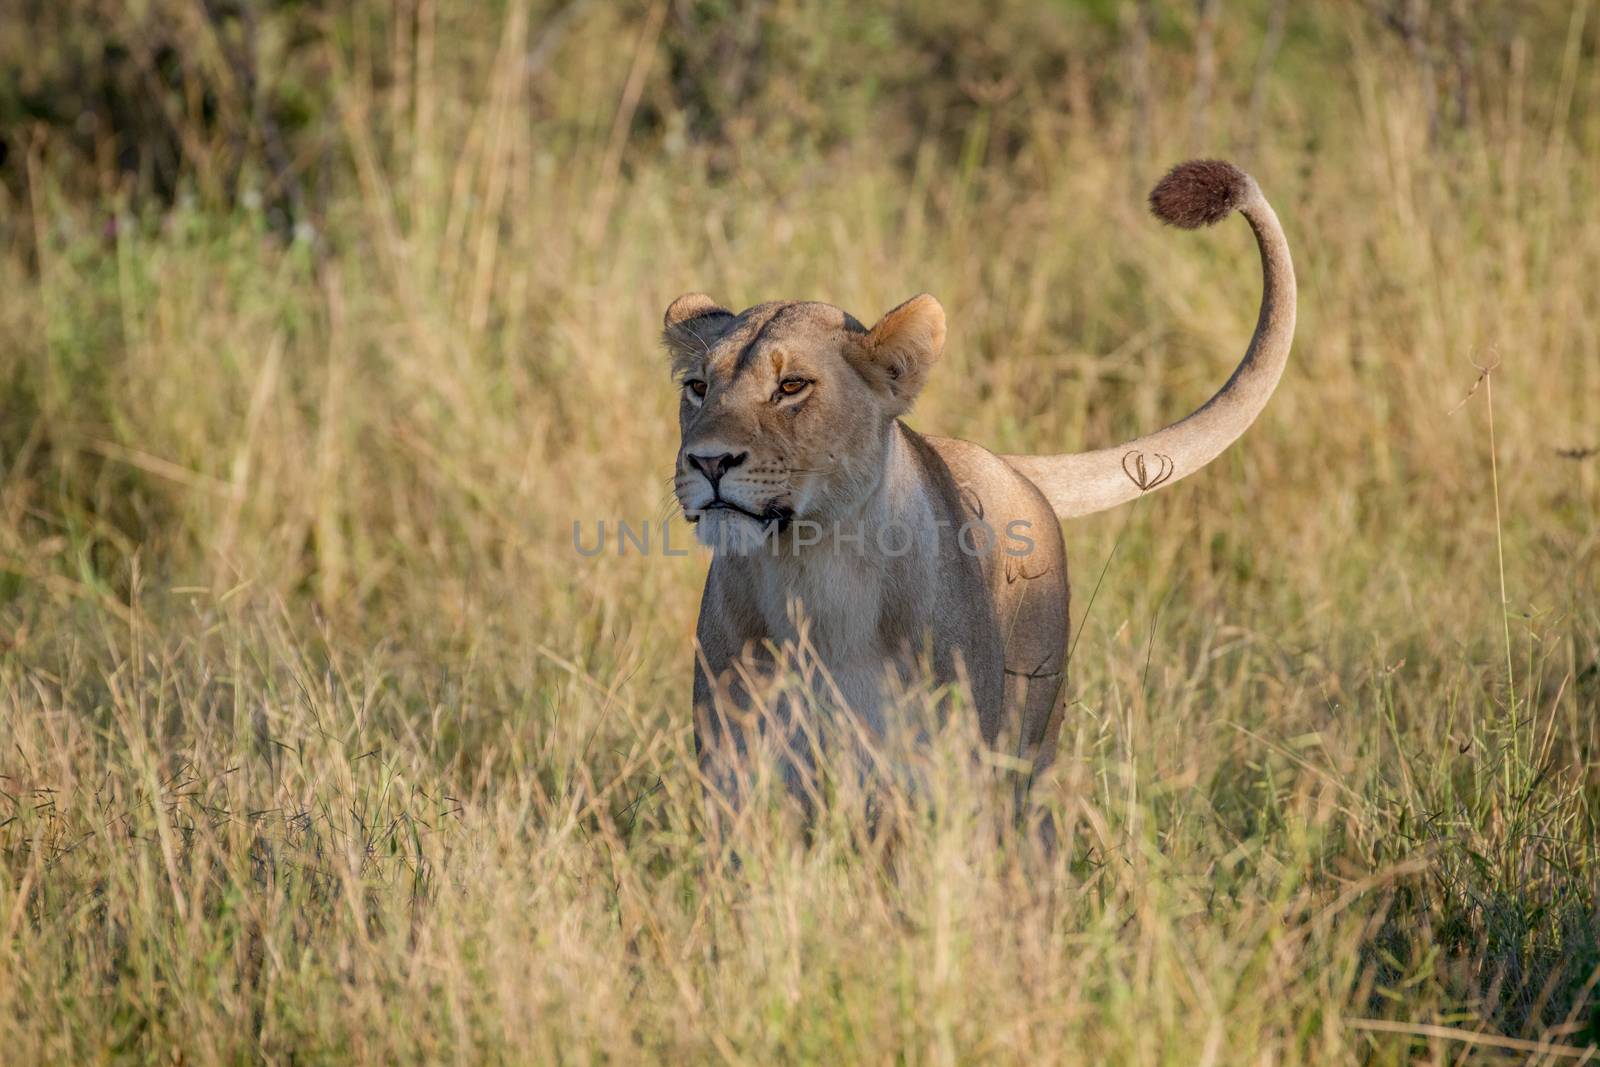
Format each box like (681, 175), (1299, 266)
(2, 2), (1581, 217)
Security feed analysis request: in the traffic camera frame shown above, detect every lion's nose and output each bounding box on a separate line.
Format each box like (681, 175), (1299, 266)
(686, 450), (748, 488)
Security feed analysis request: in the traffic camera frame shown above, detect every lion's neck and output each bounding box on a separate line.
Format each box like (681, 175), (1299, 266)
(736, 423), (938, 661)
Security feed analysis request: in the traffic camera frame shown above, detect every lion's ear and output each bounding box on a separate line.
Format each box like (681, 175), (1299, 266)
(662, 292), (734, 368)
(664, 292), (729, 328)
(856, 294), (945, 413)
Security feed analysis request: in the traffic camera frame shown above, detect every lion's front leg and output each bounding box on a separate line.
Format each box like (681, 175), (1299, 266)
(690, 645), (753, 815)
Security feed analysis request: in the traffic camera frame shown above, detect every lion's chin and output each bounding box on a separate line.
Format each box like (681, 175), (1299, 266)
(693, 509), (778, 556)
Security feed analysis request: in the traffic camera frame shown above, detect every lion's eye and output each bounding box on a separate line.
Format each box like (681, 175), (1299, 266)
(776, 377), (810, 398)
(685, 379), (707, 399)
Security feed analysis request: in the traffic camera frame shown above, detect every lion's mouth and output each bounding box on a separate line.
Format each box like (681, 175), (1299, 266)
(690, 498), (795, 530)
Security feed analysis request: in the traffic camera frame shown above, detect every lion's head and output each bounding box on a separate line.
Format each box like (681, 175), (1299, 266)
(662, 294), (946, 553)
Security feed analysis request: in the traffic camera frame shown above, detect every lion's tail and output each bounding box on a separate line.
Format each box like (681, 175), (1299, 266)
(1003, 159), (1297, 518)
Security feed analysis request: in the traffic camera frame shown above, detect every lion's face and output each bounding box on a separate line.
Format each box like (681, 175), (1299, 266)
(663, 295), (945, 553)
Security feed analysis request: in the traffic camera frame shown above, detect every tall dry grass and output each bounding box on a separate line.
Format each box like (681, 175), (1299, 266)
(1, 1), (1598, 1062)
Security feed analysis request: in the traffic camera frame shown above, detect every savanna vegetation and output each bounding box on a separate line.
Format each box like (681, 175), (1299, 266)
(1, 1), (1598, 1062)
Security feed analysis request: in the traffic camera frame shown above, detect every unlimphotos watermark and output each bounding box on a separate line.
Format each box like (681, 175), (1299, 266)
(572, 518), (1037, 558)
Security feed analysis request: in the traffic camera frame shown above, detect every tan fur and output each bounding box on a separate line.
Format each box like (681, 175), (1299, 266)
(666, 160), (1295, 809)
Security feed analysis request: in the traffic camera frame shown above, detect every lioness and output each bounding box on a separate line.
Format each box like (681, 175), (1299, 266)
(666, 160), (1295, 807)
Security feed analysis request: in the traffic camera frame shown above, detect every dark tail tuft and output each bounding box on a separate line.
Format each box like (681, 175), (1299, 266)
(1148, 159), (1251, 229)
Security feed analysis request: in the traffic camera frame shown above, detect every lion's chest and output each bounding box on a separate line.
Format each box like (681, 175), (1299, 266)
(751, 551), (887, 659)
(745, 550), (930, 726)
